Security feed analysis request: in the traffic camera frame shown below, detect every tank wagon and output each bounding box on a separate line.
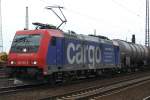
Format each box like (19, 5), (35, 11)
(113, 39), (149, 69)
(7, 23), (150, 82)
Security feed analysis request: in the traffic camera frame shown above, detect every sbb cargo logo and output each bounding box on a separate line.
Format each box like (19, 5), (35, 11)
(67, 42), (101, 68)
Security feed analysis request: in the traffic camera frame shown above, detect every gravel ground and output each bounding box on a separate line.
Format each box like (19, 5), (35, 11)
(0, 68), (14, 87)
(97, 80), (150, 100)
(0, 71), (150, 100)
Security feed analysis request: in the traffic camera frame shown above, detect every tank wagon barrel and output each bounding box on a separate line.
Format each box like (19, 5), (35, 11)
(113, 39), (149, 67)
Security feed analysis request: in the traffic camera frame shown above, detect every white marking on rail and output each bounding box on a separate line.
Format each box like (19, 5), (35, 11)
(8, 78), (14, 81)
(14, 78), (23, 85)
(143, 96), (150, 100)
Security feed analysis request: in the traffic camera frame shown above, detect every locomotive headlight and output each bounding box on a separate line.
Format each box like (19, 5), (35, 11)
(10, 61), (14, 65)
(32, 61), (37, 65)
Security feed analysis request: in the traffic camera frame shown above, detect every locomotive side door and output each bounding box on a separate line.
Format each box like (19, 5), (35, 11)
(46, 37), (57, 69)
(46, 37), (63, 70)
(56, 37), (63, 69)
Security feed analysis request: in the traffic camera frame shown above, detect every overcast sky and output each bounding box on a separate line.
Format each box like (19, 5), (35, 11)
(1, 0), (146, 52)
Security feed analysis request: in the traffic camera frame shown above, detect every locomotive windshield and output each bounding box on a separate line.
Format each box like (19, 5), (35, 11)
(10, 34), (41, 53)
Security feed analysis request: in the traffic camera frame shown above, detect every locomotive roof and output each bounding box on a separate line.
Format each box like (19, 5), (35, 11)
(63, 32), (113, 45)
(16, 29), (64, 37)
(16, 29), (115, 45)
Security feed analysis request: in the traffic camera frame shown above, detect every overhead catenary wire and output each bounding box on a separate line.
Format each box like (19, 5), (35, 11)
(37, 0), (144, 39)
(111, 0), (142, 17)
(39, 0), (50, 4)
(60, 0), (65, 8)
(38, 0), (142, 25)
(65, 7), (131, 29)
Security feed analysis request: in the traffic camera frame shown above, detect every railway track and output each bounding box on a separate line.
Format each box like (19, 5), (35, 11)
(0, 67), (9, 78)
(0, 83), (44, 95)
(40, 74), (150, 100)
(0, 70), (150, 100)
(0, 78), (14, 87)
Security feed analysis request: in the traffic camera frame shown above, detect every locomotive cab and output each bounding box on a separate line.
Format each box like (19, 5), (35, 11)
(7, 29), (63, 79)
(7, 32), (42, 78)
(7, 29), (62, 78)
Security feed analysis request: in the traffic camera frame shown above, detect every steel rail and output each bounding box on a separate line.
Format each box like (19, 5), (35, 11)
(39, 75), (150, 100)
(0, 83), (44, 95)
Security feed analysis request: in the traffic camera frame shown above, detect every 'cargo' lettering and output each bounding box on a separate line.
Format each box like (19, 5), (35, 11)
(67, 43), (75, 64)
(67, 43), (101, 66)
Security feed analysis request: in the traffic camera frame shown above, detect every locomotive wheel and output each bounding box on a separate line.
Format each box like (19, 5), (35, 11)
(45, 75), (56, 85)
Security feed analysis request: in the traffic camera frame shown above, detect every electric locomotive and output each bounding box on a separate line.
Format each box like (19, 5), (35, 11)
(7, 23), (120, 81)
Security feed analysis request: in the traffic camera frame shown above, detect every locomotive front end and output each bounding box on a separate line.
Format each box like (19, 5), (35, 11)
(7, 30), (49, 79)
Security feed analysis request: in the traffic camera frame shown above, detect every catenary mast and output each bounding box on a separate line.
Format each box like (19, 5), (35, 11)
(25, 6), (29, 30)
(0, 0), (3, 52)
(145, 0), (150, 46)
